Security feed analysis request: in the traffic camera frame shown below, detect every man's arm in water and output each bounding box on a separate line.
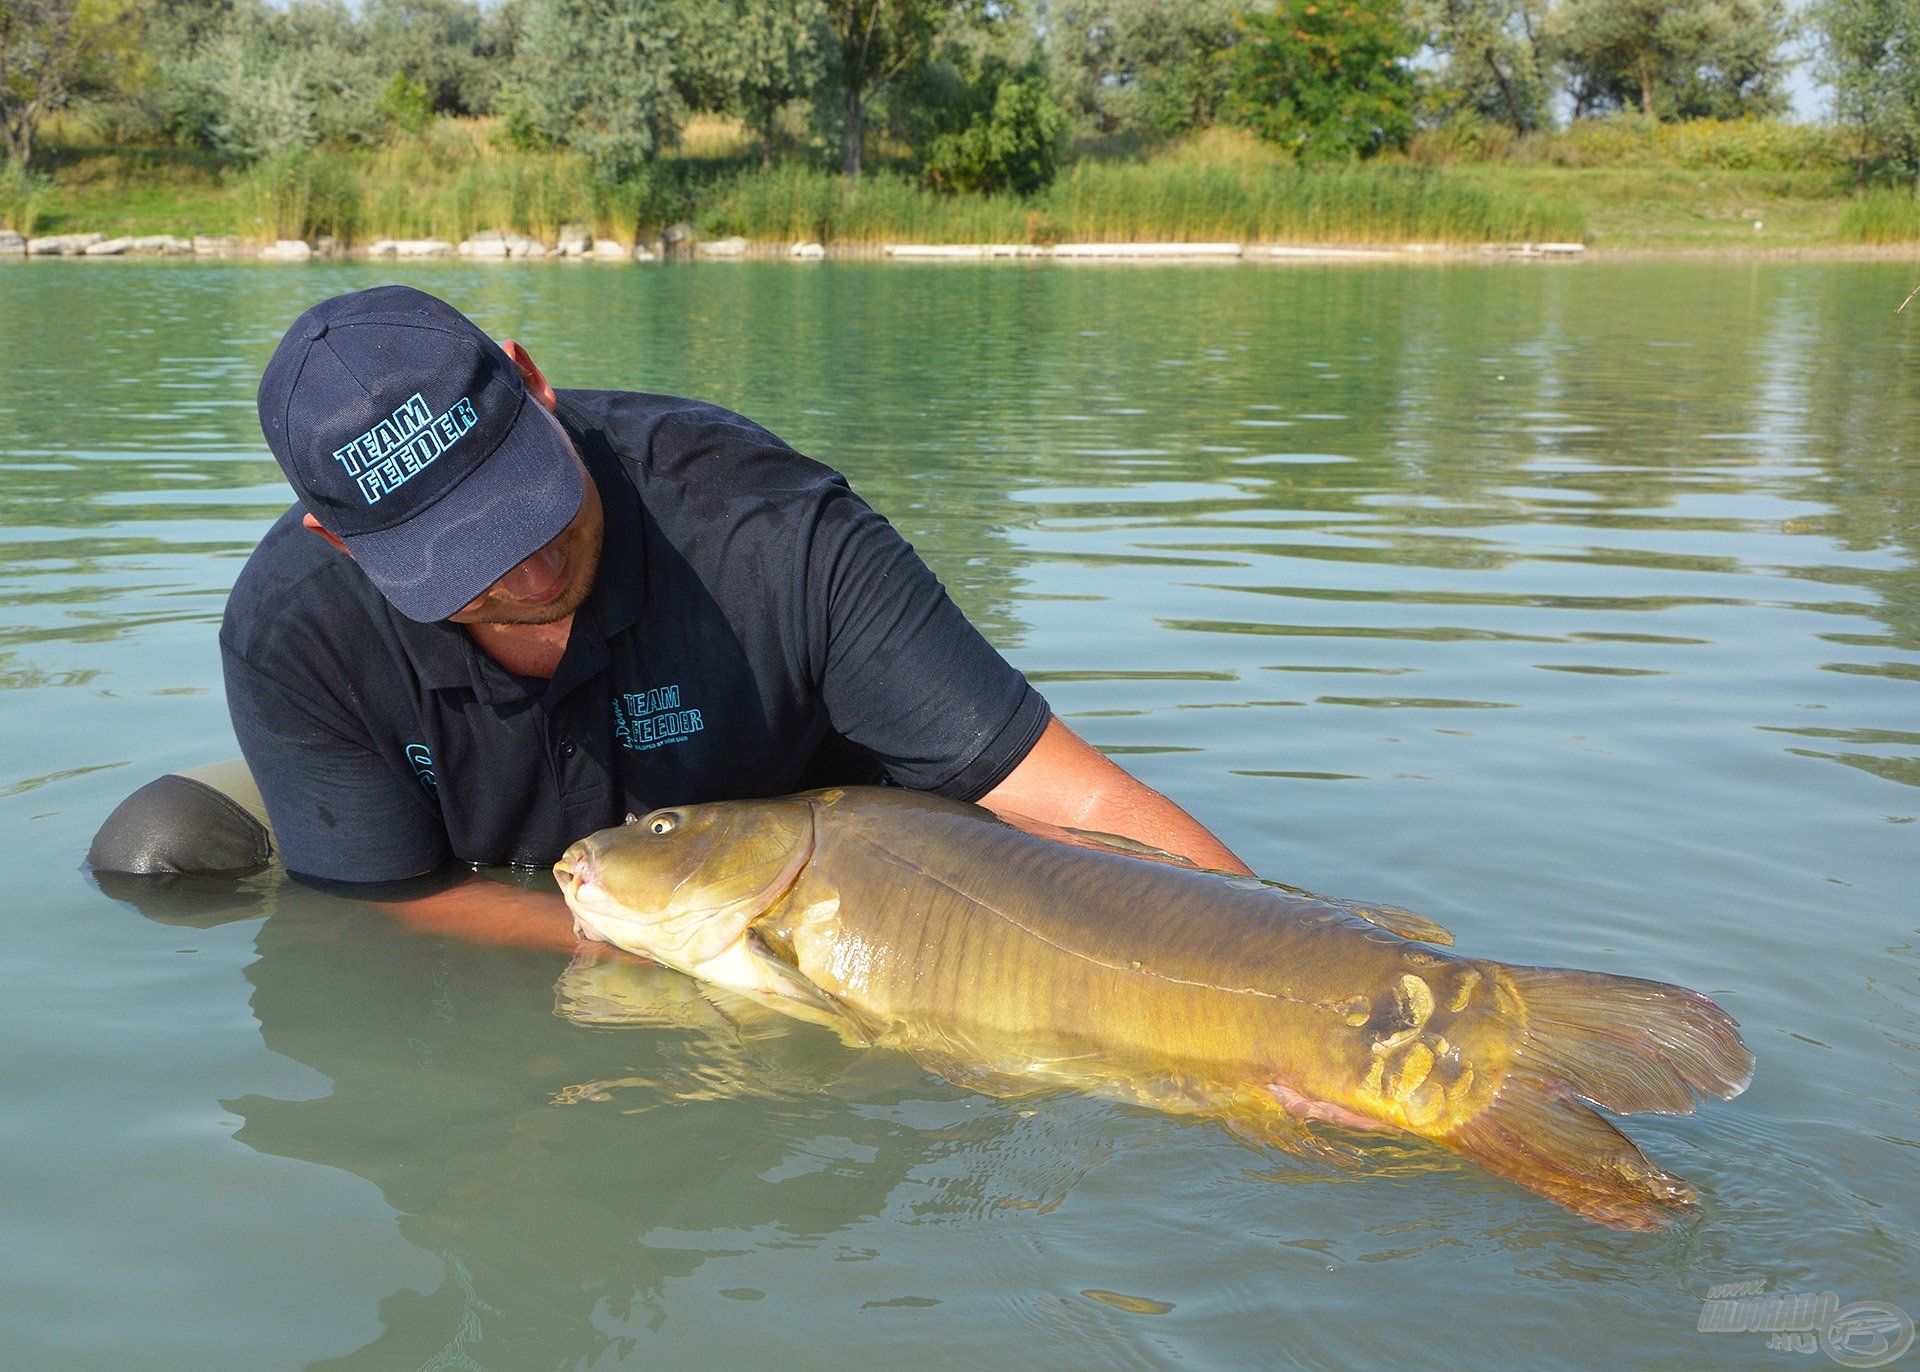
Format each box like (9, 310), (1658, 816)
(979, 717), (1254, 876)
(359, 718), (1249, 951)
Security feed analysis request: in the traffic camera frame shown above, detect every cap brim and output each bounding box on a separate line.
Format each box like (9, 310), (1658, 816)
(343, 400), (584, 622)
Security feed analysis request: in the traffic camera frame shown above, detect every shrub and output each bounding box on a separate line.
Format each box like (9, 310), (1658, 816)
(923, 77), (1067, 195)
(0, 161), (51, 234)
(378, 74), (436, 134)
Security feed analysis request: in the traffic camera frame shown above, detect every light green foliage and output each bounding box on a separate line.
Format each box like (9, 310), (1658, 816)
(698, 0), (825, 166)
(378, 72), (434, 132)
(923, 73), (1066, 193)
(0, 0), (133, 165)
(1550, 0), (1790, 120)
(497, 0), (687, 177)
(1414, 0), (1552, 131)
(1230, 0), (1421, 161)
(1814, 0), (1920, 185)
(1042, 0), (1239, 137)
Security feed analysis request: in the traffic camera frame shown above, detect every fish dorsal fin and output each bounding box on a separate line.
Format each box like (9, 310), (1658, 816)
(1334, 898), (1454, 946)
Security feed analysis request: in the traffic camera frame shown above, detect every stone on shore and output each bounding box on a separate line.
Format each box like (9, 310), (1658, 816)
(28, 233), (105, 256)
(791, 240), (825, 260)
(590, 238), (629, 261)
(696, 235), (749, 258)
(393, 239), (454, 258)
(129, 235), (193, 255)
(259, 239), (313, 261)
(632, 244), (659, 262)
(460, 231), (511, 258)
(84, 237), (134, 256)
(1052, 242), (1242, 259)
(363, 239), (397, 257)
(0, 230), (26, 256)
(556, 224), (591, 256)
(193, 234), (240, 257)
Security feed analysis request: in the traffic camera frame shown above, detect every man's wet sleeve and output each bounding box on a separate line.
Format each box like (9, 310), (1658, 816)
(222, 647), (449, 882)
(805, 482), (1050, 800)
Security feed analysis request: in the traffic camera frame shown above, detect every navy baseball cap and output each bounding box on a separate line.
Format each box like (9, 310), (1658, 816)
(256, 285), (583, 622)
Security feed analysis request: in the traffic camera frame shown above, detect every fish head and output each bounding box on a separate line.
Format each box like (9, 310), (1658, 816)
(554, 798), (816, 972)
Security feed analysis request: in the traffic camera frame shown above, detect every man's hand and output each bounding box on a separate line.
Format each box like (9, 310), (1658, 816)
(357, 871), (585, 953)
(979, 718), (1254, 876)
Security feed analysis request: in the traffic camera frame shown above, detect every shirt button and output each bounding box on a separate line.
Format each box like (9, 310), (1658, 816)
(558, 737), (577, 760)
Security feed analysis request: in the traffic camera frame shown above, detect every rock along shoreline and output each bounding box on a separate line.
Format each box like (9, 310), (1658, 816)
(0, 225), (1591, 265)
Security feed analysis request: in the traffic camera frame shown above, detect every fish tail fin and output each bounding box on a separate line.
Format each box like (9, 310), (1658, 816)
(1443, 965), (1753, 1229)
(1502, 965), (1754, 1115)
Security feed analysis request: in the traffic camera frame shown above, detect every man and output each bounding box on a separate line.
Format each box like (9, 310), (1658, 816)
(218, 285), (1247, 951)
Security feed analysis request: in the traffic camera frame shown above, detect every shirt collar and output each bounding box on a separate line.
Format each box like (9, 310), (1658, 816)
(392, 396), (649, 703)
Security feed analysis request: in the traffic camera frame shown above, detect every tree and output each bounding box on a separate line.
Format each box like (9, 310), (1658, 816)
(363, 0), (496, 117)
(706, 0), (825, 168)
(1415, 0), (1551, 132)
(822, 0), (949, 182)
(1550, 0), (1789, 120)
(498, 0), (687, 177)
(1229, 0), (1420, 161)
(1813, 0), (1920, 186)
(0, 0), (127, 166)
(1043, 0), (1239, 137)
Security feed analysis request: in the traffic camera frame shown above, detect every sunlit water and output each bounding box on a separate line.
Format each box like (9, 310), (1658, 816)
(1, 260), (1916, 1369)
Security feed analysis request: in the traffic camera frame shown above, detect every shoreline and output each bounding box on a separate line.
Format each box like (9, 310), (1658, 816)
(3, 229), (1915, 264)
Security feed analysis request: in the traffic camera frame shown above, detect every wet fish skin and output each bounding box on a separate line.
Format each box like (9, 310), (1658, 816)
(556, 787), (1752, 1229)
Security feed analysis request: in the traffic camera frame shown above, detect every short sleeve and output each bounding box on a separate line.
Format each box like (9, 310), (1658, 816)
(222, 647), (449, 882)
(805, 482), (1050, 799)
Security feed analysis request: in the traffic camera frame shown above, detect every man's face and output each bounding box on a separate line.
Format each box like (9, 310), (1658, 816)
(446, 452), (605, 627)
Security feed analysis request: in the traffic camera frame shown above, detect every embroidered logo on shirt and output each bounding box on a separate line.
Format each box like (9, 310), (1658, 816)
(613, 684), (705, 752)
(405, 742), (437, 791)
(331, 392), (479, 505)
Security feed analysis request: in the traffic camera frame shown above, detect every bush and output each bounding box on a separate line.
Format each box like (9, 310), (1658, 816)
(378, 74), (436, 134)
(923, 77), (1067, 195)
(231, 151), (362, 240)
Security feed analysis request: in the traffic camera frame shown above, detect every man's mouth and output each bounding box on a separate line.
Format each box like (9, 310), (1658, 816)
(516, 551), (571, 604)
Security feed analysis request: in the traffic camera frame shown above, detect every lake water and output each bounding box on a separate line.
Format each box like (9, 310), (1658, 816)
(1, 259), (1916, 1369)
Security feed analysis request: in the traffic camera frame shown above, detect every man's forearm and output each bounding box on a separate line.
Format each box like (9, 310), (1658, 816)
(980, 717), (1255, 876)
(357, 870), (581, 952)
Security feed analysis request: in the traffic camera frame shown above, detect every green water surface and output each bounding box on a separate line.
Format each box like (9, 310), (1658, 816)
(1, 259), (1916, 1369)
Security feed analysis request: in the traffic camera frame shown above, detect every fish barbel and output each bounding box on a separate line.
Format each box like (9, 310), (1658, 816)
(554, 787), (1752, 1229)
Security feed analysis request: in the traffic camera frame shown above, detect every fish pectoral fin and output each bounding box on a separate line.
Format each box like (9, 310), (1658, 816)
(900, 1048), (1066, 1101)
(741, 931), (874, 1045)
(1221, 1111), (1370, 1169)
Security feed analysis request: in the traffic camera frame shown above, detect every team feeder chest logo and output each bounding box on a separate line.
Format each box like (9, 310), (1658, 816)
(613, 684), (704, 752)
(331, 392), (479, 505)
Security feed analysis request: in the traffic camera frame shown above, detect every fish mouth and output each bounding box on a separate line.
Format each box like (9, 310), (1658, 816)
(554, 844), (611, 943)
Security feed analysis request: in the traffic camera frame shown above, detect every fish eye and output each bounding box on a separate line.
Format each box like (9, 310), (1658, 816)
(648, 813), (679, 835)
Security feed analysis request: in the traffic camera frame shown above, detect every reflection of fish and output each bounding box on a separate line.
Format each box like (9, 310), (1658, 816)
(555, 787), (1752, 1229)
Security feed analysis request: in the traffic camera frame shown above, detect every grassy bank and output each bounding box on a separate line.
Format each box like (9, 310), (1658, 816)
(9, 117), (1920, 252)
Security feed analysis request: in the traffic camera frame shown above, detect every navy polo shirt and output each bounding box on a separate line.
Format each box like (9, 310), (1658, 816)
(220, 388), (1052, 883)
